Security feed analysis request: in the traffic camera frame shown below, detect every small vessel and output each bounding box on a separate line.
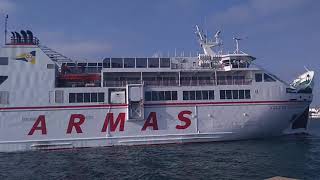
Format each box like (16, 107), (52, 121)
(0, 25), (315, 152)
(309, 107), (320, 120)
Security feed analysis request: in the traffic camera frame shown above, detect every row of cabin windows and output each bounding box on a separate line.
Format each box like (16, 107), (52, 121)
(255, 73), (276, 82)
(220, 90), (251, 99)
(103, 58), (170, 68)
(69, 92), (105, 103)
(145, 91), (177, 101)
(183, 90), (214, 100)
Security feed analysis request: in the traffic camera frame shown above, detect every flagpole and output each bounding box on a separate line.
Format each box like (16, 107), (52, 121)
(4, 15), (8, 45)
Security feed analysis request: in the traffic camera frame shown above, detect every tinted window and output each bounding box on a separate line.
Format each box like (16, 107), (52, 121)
(124, 58), (135, 68)
(202, 90), (209, 100)
(0, 57), (8, 65)
(0, 76), (8, 85)
(152, 91), (159, 101)
(136, 58), (147, 68)
(145, 91), (151, 101)
(209, 90), (214, 100)
(98, 93), (105, 102)
(220, 90), (226, 99)
(159, 91), (165, 101)
(196, 91), (202, 100)
(88, 63), (97, 66)
(84, 93), (90, 103)
(103, 58), (110, 68)
(255, 73), (262, 82)
(183, 91), (189, 100)
(160, 58), (170, 68)
(245, 90), (251, 99)
(111, 58), (123, 68)
(189, 91), (195, 100)
(239, 90), (245, 99)
(148, 58), (159, 68)
(165, 91), (171, 100)
(172, 91), (177, 100)
(91, 93), (98, 102)
(264, 74), (276, 82)
(69, 93), (76, 103)
(232, 90), (239, 99)
(76, 93), (84, 103)
(226, 90), (232, 99)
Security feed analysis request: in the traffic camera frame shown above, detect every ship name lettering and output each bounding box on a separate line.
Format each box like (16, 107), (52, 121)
(28, 115), (47, 135)
(27, 111), (193, 136)
(101, 113), (126, 132)
(142, 112), (158, 131)
(67, 114), (85, 134)
(176, 111), (192, 130)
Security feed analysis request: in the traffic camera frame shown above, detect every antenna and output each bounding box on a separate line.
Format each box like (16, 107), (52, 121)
(233, 37), (242, 54)
(4, 15), (8, 45)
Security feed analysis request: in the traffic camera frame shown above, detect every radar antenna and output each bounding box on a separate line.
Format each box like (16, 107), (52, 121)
(233, 37), (247, 54)
(195, 25), (222, 57)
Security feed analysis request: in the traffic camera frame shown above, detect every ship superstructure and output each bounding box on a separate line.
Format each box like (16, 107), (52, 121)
(0, 27), (314, 152)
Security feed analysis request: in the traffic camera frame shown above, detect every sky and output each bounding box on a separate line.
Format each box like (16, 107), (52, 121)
(1, 0), (320, 105)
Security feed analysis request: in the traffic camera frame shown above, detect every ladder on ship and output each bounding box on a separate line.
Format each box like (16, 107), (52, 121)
(39, 45), (74, 68)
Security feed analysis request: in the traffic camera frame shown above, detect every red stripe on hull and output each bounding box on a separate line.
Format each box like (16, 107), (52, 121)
(0, 100), (309, 111)
(0, 104), (128, 111)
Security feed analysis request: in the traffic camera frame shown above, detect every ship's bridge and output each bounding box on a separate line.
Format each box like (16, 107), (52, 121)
(219, 54), (256, 71)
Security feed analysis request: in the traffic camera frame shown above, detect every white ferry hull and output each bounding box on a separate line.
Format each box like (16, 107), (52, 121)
(0, 102), (309, 152)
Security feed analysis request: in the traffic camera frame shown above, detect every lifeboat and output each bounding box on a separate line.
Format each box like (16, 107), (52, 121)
(58, 73), (101, 81)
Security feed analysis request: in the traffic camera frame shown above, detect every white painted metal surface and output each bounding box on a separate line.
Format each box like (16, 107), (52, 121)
(0, 27), (315, 152)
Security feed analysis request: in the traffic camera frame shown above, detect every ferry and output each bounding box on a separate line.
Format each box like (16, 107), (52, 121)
(0, 25), (314, 152)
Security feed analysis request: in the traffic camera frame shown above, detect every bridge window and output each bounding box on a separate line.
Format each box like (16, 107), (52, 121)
(0, 57), (8, 65)
(264, 74), (276, 82)
(160, 58), (170, 68)
(136, 58), (147, 68)
(103, 58), (111, 68)
(148, 58), (159, 68)
(111, 58), (123, 68)
(124, 58), (135, 68)
(255, 73), (262, 82)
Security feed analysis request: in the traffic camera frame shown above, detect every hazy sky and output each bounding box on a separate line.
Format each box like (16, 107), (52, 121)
(1, 0), (320, 105)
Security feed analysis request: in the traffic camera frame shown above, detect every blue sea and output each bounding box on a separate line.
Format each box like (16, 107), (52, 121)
(1, 120), (320, 180)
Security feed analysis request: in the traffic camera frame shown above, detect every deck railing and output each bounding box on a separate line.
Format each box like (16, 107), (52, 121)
(103, 78), (252, 87)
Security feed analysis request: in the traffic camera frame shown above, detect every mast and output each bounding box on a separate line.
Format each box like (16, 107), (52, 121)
(4, 15), (8, 45)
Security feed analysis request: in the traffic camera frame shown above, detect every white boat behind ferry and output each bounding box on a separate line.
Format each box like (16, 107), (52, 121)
(0, 25), (315, 152)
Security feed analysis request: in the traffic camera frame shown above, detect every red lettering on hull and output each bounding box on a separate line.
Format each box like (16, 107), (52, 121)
(27, 111), (193, 136)
(101, 113), (126, 132)
(67, 114), (85, 134)
(28, 115), (47, 135)
(176, 111), (192, 130)
(142, 112), (159, 131)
